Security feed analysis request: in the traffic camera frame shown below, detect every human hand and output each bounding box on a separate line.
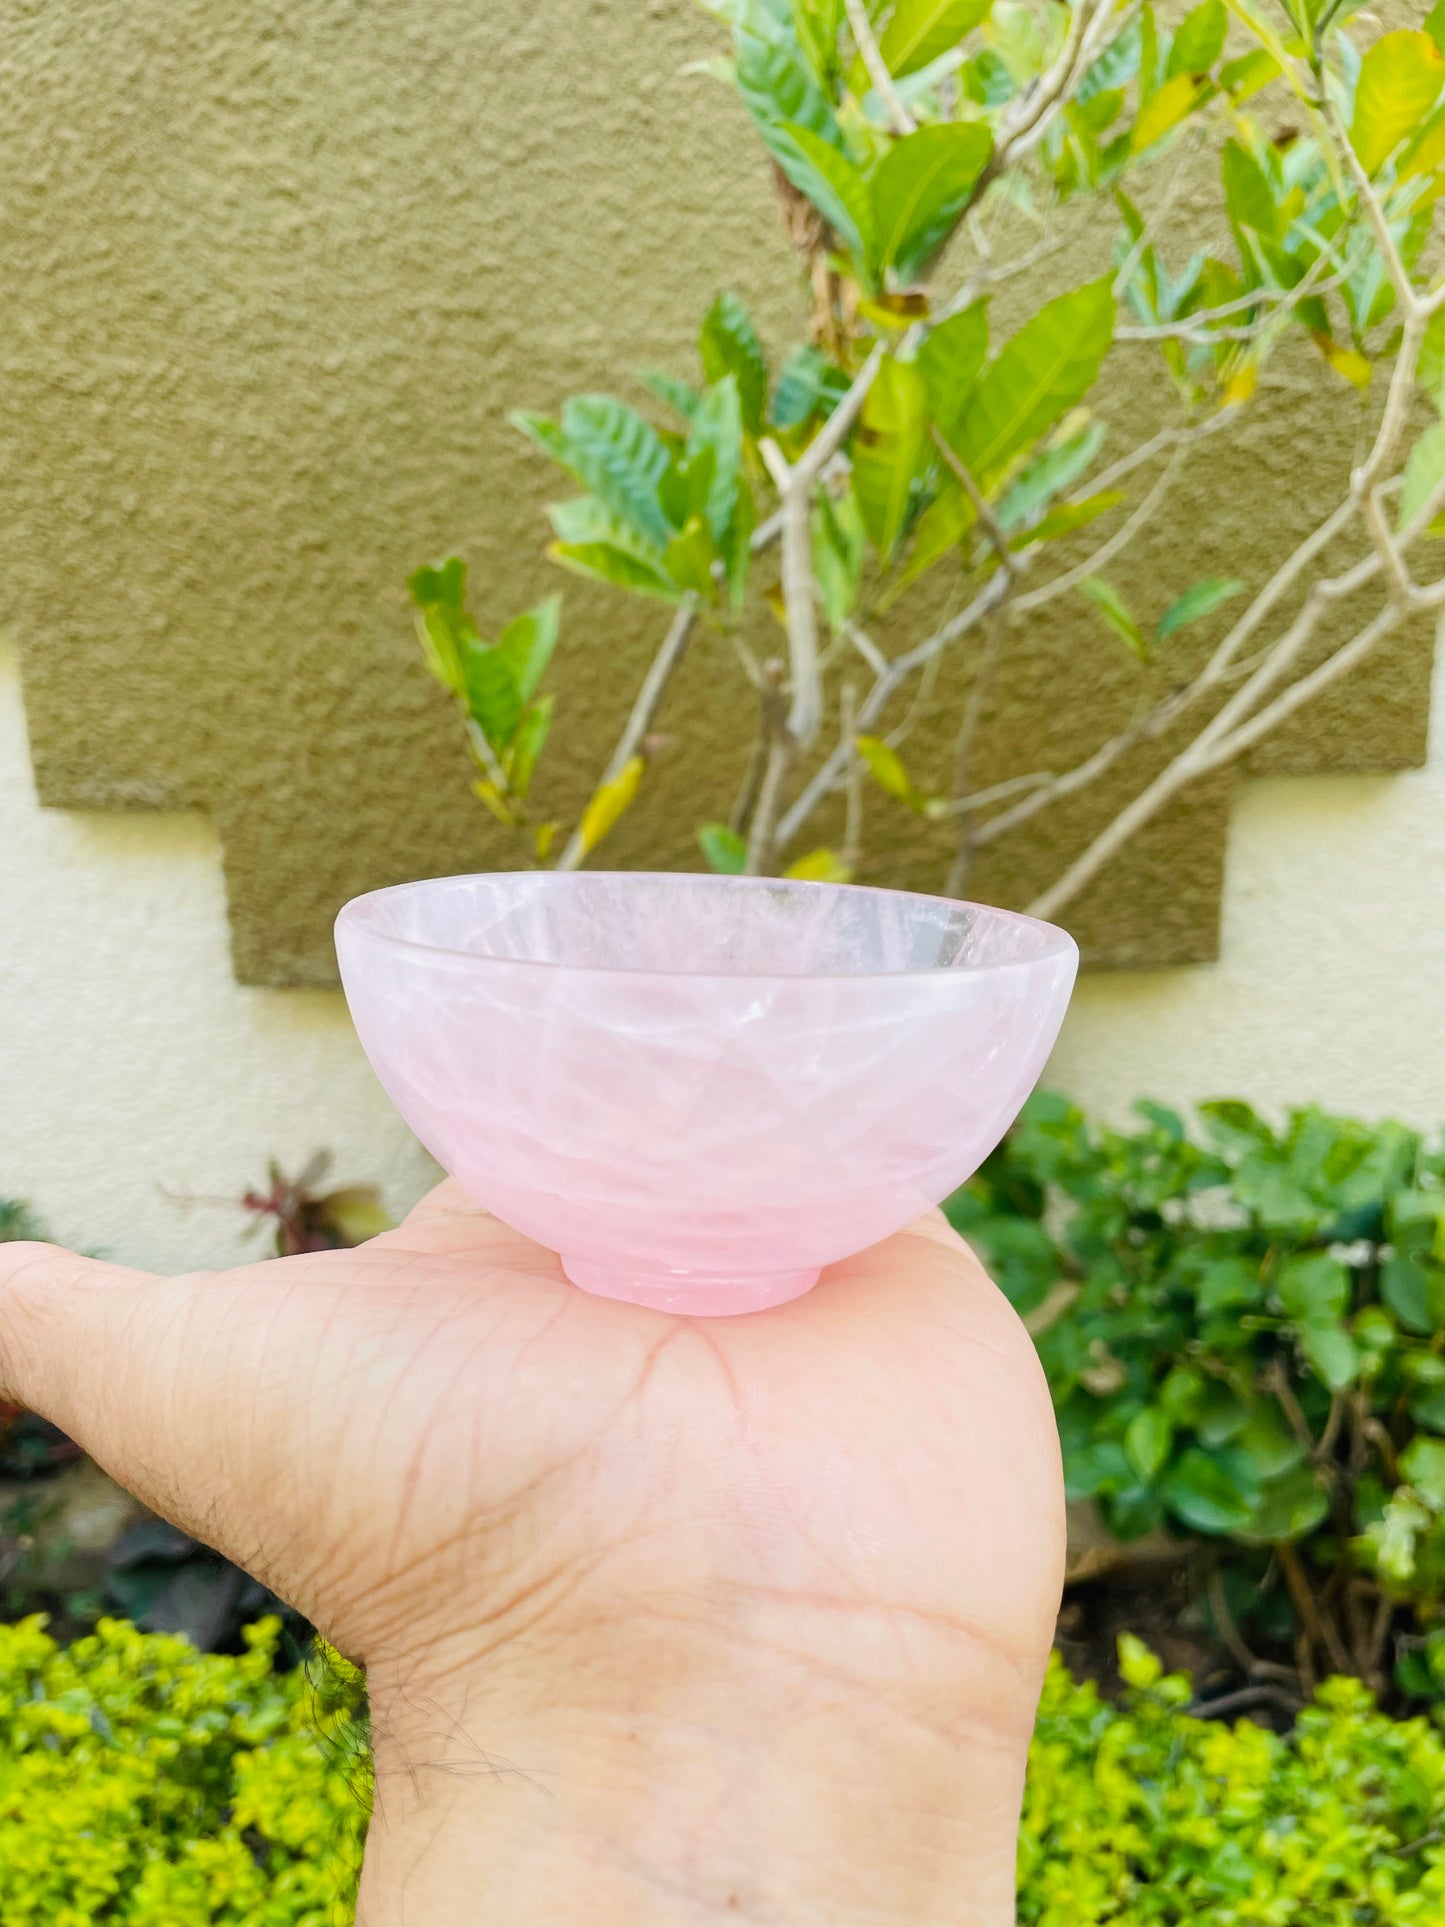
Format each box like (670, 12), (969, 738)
(0, 1186), (1063, 1926)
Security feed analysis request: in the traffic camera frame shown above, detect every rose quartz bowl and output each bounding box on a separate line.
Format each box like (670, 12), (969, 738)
(336, 872), (1078, 1316)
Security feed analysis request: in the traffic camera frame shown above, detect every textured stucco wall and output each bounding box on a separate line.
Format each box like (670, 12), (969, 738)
(4, 632), (1443, 1276)
(2, 0), (1433, 986)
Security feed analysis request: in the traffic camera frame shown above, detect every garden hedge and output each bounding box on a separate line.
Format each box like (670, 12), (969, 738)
(6, 1616), (1445, 1924)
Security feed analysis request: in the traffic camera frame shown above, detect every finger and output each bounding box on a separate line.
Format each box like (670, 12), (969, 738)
(0, 1238), (356, 1589)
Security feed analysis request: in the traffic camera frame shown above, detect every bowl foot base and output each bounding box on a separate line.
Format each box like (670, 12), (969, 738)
(561, 1256), (821, 1317)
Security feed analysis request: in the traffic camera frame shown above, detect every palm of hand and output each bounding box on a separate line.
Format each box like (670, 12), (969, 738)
(2, 1184), (1063, 1880)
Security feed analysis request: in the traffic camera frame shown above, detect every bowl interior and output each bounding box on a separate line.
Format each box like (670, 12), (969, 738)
(340, 872), (1073, 980)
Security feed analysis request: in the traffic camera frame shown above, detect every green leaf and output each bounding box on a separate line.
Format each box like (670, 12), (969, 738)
(1222, 138), (1279, 241)
(1384, 1255), (1434, 1335)
(461, 641), (521, 751)
(557, 396), (673, 548)
(813, 486), (867, 629)
(495, 596), (560, 705)
(1300, 1319), (1361, 1391)
(663, 515), (720, 596)
(577, 753), (646, 857)
(1402, 1436), (1445, 1510)
(916, 301), (990, 435)
(409, 555), (467, 613)
(871, 122), (993, 281)
(1235, 1407), (1304, 1482)
(1166, 0), (1225, 77)
(1125, 1407), (1173, 1482)
(1220, 47), (1278, 101)
(1419, 309), (1445, 413)
(699, 294), (769, 436)
(898, 480), (974, 585)
(785, 847), (851, 882)
(1080, 576), (1146, 658)
(772, 345), (846, 429)
(1013, 491), (1121, 548)
(951, 279), (1114, 488)
(1117, 1632), (1164, 1689)
(1277, 1252), (1350, 1323)
(851, 356), (929, 557)
(997, 421), (1104, 530)
(511, 410), (573, 467)
(1161, 1447), (1256, 1534)
(1195, 1257), (1263, 1313)
(1156, 576), (1244, 640)
(771, 121), (876, 261)
(878, 0), (992, 77)
(1244, 1463), (1330, 1543)
(698, 823), (748, 874)
(409, 556), (475, 697)
(1132, 72), (1211, 152)
(1351, 31), (1445, 178)
(855, 734), (927, 811)
(686, 375), (745, 549)
(735, 20), (840, 148)
(1399, 421), (1445, 534)
(636, 370), (702, 423)
(548, 541), (681, 600)
(506, 694), (553, 799)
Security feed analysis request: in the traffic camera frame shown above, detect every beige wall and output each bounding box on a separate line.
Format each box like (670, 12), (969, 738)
(5, 631), (1443, 1275)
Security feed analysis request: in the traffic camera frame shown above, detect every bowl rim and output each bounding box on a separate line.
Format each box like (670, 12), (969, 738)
(334, 872), (1079, 985)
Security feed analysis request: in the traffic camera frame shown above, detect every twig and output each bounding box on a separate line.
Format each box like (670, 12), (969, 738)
(1207, 1565), (1265, 1679)
(945, 614), (1009, 896)
(841, 680), (863, 871)
(554, 597), (698, 872)
(844, 0), (915, 135)
(1278, 1541), (1353, 1678)
(759, 345), (886, 750)
(1011, 436), (1190, 611)
(1186, 1683), (1304, 1720)
(932, 427), (1016, 579)
(744, 662), (792, 875)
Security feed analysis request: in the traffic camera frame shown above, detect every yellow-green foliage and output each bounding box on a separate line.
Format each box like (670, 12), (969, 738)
(9, 1616), (1445, 1923)
(1022, 1639), (1445, 1923)
(0, 1617), (367, 1927)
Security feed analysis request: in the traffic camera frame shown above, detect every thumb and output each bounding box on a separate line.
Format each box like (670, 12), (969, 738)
(0, 1240), (304, 1584)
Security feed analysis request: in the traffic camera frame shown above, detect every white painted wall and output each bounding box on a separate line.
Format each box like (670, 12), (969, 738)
(1049, 637), (1445, 1129)
(0, 639), (439, 1273)
(2, 633), (1443, 1276)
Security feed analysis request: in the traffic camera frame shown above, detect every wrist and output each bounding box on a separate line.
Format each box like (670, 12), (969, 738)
(358, 1625), (1032, 1926)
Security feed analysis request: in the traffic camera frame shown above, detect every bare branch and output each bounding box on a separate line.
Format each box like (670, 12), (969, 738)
(762, 436), (825, 748)
(996, 0), (1119, 167)
(1011, 435), (1190, 612)
(844, 0), (915, 136)
(775, 569), (1013, 847)
(841, 679), (864, 871)
(972, 700), (1158, 847)
(742, 672), (796, 879)
(932, 427), (1017, 579)
(554, 597), (698, 872)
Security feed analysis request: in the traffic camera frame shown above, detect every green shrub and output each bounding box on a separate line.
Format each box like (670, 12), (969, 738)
(9, 1615), (1445, 1923)
(950, 1094), (1445, 1692)
(0, 1616), (367, 1926)
(1021, 1639), (1445, 1923)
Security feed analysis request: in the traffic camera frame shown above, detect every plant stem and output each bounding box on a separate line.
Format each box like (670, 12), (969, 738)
(554, 598), (698, 873)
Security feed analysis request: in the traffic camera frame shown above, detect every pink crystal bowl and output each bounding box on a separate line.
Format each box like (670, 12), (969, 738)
(335, 873), (1078, 1316)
